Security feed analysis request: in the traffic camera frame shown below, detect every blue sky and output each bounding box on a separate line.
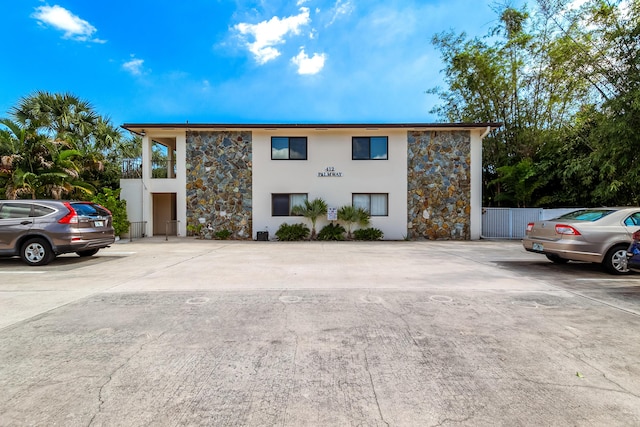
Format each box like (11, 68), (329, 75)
(1, 1), (523, 127)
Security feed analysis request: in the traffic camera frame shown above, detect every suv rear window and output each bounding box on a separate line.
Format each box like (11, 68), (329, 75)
(32, 205), (55, 217)
(556, 209), (615, 222)
(71, 202), (109, 217)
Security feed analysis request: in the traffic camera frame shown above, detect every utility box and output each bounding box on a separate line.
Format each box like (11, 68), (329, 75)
(256, 231), (269, 241)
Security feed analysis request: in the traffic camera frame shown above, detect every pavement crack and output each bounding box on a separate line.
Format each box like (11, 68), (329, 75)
(517, 376), (640, 399)
(363, 348), (390, 427)
(280, 292), (299, 427)
(87, 330), (168, 427)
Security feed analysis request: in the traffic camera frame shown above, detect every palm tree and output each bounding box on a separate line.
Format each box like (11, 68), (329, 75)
(291, 198), (328, 239)
(0, 118), (94, 199)
(6, 91), (133, 195)
(12, 91), (98, 144)
(338, 205), (370, 239)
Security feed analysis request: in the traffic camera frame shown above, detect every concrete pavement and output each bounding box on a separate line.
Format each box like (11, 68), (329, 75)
(1, 238), (639, 426)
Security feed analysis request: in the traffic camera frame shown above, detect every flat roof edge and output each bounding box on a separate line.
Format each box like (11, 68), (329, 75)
(121, 122), (502, 133)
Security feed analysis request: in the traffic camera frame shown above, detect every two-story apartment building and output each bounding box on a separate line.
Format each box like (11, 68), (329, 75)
(119, 123), (499, 240)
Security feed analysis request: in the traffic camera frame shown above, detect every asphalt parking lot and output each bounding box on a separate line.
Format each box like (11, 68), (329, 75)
(1, 238), (640, 426)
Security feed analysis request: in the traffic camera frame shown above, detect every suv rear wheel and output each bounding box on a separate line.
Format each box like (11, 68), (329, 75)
(76, 249), (99, 257)
(21, 238), (54, 266)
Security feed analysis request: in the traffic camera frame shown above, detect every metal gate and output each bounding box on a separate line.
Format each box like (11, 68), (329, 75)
(481, 208), (581, 239)
(481, 208), (543, 239)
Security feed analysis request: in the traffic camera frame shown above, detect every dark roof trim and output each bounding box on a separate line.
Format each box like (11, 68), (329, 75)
(121, 122), (502, 135)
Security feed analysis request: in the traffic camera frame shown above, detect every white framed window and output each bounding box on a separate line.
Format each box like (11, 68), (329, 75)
(271, 137), (308, 160)
(352, 137), (388, 160)
(353, 193), (388, 216)
(272, 193), (308, 216)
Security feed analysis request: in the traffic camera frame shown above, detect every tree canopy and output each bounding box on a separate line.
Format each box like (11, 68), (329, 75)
(429, 0), (640, 207)
(0, 91), (139, 200)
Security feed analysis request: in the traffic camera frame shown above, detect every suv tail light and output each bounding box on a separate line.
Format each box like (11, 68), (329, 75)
(58, 202), (79, 224)
(555, 224), (581, 235)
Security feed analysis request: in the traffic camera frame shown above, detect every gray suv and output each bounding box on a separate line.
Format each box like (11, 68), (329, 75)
(0, 200), (115, 266)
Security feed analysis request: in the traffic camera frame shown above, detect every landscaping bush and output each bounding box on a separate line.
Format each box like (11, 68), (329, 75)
(91, 188), (128, 237)
(187, 223), (203, 237)
(215, 229), (232, 240)
(275, 223), (310, 241)
(317, 223), (346, 241)
(353, 227), (384, 241)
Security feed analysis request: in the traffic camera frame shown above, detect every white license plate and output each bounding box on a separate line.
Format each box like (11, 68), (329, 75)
(533, 243), (544, 251)
(94, 220), (104, 227)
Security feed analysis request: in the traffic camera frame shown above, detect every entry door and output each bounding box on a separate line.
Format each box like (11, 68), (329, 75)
(152, 193), (177, 235)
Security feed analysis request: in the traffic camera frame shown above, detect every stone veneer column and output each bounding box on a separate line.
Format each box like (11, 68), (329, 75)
(186, 131), (252, 239)
(407, 131), (471, 240)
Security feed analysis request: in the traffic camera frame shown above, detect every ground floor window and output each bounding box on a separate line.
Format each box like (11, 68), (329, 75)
(353, 193), (388, 216)
(272, 193), (308, 216)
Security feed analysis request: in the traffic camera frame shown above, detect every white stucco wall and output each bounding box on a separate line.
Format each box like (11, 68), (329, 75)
(252, 129), (409, 240)
(139, 132), (188, 237)
(470, 128), (485, 240)
(120, 179), (143, 222)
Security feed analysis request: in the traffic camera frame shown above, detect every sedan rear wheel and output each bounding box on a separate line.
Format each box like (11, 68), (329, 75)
(603, 244), (630, 275)
(545, 254), (569, 264)
(20, 238), (54, 266)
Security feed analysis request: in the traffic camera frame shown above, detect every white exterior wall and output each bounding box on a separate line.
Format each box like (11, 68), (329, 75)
(120, 179), (143, 222)
(252, 129), (408, 240)
(140, 132), (188, 237)
(470, 129), (485, 240)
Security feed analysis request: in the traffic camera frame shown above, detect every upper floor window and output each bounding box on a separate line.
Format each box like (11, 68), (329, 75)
(272, 193), (308, 216)
(352, 137), (388, 160)
(353, 193), (388, 216)
(272, 137), (307, 160)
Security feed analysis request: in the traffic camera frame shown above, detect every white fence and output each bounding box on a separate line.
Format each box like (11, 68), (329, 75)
(481, 207), (579, 239)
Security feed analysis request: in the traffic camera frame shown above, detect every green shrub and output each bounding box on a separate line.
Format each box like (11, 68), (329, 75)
(215, 229), (232, 240)
(317, 223), (346, 241)
(187, 223), (203, 237)
(91, 188), (129, 237)
(275, 223), (310, 241)
(353, 227), (384, 241)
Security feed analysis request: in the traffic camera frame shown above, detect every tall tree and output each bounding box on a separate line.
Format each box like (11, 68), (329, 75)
(3, 91), (139, 198)
(429, 1), (636, 207)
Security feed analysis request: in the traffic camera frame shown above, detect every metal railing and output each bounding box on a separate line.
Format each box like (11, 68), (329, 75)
(165, 220), (180, 241)
(120, 158), (177, 179)
(152, 159), (177, 179)
(128, 221), (147, 242)
(121, 158), (142, 179)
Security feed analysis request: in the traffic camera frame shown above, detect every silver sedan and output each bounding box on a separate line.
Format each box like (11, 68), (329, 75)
(522, 207), (640, 274)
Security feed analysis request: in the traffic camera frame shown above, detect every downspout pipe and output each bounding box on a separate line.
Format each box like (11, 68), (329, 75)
(480, 126), (491, 139)
(478, 125), (490, 239)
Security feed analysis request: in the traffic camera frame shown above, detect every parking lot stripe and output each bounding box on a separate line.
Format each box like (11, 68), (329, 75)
(0, 271), (46, 274)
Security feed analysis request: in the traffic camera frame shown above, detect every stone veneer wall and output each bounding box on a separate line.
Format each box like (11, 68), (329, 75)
(186, 131), (252, 239)
(407, 131), (471, 240)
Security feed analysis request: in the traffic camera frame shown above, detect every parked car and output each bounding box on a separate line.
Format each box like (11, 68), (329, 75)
(522, 207), (640, 274)
(0, 200), (115, 266)
(627, 230), (640, 271)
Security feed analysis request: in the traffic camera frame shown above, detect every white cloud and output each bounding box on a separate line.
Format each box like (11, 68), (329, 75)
(235, 7), (311, 64)
(123, 58), (144, 75)
(328, 0), (353, 26)
(32, 5), (104, 43)
(291, 48), (326, 75)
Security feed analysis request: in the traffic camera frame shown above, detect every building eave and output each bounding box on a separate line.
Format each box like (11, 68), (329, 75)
(121, 122), (502, 136)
